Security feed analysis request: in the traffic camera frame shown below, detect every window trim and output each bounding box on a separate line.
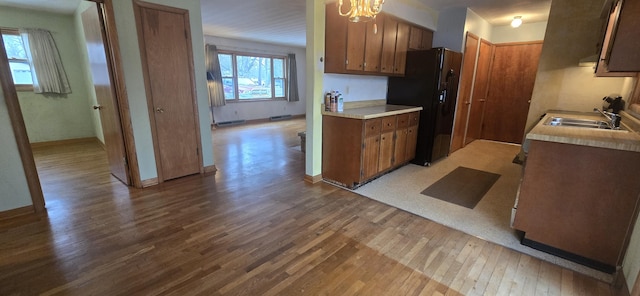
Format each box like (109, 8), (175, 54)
(1, 27), (34, 91)
(218, 50), (288, 103)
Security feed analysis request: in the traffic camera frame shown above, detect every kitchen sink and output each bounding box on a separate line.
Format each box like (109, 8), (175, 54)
(543, 117), (618, 129)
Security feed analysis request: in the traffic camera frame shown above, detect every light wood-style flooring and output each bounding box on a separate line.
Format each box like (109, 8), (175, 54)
(0, 118), (629, 295)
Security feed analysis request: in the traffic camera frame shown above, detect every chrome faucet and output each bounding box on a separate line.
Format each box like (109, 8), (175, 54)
(593, 108), (621, 129)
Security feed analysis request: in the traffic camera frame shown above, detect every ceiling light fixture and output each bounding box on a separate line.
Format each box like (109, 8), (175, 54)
(338, 0), (385, 23)
(511, 16), (523, 28)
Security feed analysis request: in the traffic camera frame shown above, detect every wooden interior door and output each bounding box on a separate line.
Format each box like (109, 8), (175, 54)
(451, 32), (479, 153)
(466, 39), (494, 145)
(481, 42), (542, 144)
(135, 2), (202, 181)
(81, 3), (129, 185)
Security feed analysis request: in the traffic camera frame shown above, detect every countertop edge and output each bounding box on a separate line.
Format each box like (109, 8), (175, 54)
(322, 105), (423, 119)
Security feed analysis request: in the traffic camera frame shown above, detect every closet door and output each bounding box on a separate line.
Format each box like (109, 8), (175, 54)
(451, 32), (479, 153)
(482, 42), (542, 144)
(466, 39), (494, 145)
(135, 1), (202, 181)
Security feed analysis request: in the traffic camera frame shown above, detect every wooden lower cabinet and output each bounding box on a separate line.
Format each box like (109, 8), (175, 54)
(322, 111), (419, 188)
(512, 140), (640, 272)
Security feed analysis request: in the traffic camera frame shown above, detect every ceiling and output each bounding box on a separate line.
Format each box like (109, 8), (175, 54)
(0, 0), (551, 47)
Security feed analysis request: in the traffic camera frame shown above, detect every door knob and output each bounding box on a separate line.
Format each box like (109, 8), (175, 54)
(93, 105), (103, 110)
(156, 107), (164, 113)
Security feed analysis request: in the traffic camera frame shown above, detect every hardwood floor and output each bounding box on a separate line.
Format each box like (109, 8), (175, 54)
(0, 118), (629, 295)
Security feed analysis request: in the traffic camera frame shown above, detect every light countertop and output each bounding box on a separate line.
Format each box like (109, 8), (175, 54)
(322, 104), (423, 119)
(526, 111), (640, 152)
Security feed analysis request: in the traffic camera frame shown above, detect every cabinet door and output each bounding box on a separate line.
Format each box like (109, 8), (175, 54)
(380, 17), (398, 74)
(379, 131), (394, 171)
(405, 125), (418, 162)
(325, 4), (348, 73)
(362, 135), (380, 180)
(607, 0), (640, 72)
(364, 15), (384, 72)
(421, 29), (433, 50)
(408, 26), (423, 50)
(394, 128), (407, 165)
(595, 0), (638, 76)
(394, 22), (410, 75)
(346, 22), (366, 71)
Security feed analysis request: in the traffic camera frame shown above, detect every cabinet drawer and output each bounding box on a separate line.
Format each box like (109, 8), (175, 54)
(381, 116), (396, 132)
(364, 118), (382, 137)
(408, 112), (420, 126)
(397, 113), (410, 128)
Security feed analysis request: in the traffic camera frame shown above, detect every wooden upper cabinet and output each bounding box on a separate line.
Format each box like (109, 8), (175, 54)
(394, 22), (410, 74)
(325, 5), (409, 76)
(421, 29), (433, 50)
(346, 22), (367, 71)
(325, 3), (348, 73)
(364, 15), (384, 72)
(596, 0), (640, 76)
(380, 17), (398, 74)
(408, 26), (433, 51)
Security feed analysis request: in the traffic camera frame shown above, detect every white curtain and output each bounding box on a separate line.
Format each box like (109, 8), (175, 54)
(205, 44), (225, 108)
(20, 28), (71, 94)
(287, 53), (299, 102)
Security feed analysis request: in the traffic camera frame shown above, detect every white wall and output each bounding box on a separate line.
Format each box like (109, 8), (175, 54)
(625, 213), (640, 290)
(384, 0), (438, 30)
(205, 36), (307, 123)
(432, 7), (467, 51)
(492, 21), (548, 44)
(111, 0), (214, 181)
(0, 6), (97, 143)
(464, 9), (492, 41)
(324, 74), (388, 102)
(0, 83), (33, 212)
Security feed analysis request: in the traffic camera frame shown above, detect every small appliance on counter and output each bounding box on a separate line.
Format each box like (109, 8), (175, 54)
(602, 95), (625, 113)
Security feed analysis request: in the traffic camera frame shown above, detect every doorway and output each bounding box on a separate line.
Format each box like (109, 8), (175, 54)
(0, 0), (137, 214)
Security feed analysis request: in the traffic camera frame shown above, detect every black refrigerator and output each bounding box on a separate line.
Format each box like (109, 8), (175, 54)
(387, 47), (462, 166)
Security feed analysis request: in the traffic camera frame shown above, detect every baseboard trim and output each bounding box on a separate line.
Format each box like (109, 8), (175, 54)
(521, 237), (616, 274)
(204, 165), (217, 175)
(0, 205), (34, 221)
(216, 114), (305, 128)
(304, 174), (322, 184)
(31, 137), (101, 149)
(141, 178), (159, 188)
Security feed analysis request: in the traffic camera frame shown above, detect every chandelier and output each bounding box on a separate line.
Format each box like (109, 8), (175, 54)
(338, 0), (385, 23)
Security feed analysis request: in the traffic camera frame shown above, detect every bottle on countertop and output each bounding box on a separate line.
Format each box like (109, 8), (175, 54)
(330, 91), (337, 112)
(324, 92), (331, 111)
(337, 94), (344, 112)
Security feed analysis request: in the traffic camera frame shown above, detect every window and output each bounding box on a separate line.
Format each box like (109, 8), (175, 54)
(218, 51), (287, 101)
(1, 28), (34, 90)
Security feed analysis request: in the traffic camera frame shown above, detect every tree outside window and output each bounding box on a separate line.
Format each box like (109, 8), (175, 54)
(1, 29), (34, 87)
(218, 51), (287, 101)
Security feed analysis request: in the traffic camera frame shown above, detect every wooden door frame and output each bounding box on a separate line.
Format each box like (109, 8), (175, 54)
(0, 34), (45, 213)
(0, 0), (142, 215)
(133, 0), (204, 183)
